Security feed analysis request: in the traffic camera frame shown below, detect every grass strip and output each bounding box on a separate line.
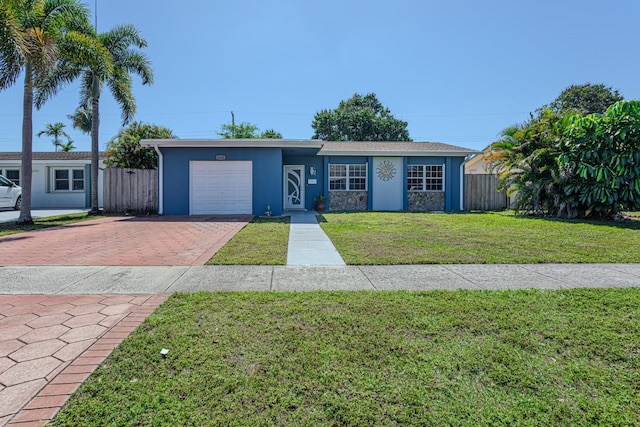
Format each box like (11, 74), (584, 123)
(52, 289), (640, 426)
(0, 213), (104, 237)
(207, 216), (290, 265)
(319, 211), (640, 264)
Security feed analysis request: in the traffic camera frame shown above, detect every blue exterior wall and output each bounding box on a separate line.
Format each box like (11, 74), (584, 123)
(283, 150), (324, 211)
(158, 146), (467, 215)
(160, 146), (283, 216)
(406, 156), (465, 211)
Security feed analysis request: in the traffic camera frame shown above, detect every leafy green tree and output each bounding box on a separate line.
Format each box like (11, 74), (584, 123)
(311, 93), (411, 141)
(543, 83), (623, 116)
(217, 122), (283, 139)
(38, 122), (73, 152)
(0, 0), (98, 224)
(106, 122), (176, 169)
(217, 122), (259, 139)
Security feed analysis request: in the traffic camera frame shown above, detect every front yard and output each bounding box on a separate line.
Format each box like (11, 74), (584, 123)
(208, 212), (640, 265)
(52, 289), (640, 426)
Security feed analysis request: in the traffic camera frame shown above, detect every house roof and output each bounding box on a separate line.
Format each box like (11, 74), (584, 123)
(317, 141), (480, 157)
(0, 152), (107, 161)
(140, 139), (479, 156)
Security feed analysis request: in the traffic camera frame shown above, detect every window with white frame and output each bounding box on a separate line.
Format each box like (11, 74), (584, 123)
(329, 163), (367, 191)
(407, 164), (444, 191)
(52, 168), (85, 191)
(1, 169), (20, 186)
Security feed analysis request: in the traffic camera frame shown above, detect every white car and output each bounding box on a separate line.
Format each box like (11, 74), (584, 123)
(0, 174), (21, 210)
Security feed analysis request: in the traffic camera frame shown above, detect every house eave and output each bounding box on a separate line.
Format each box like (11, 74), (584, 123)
(317, 150), (480, 157)
(140, 139), (324, 149)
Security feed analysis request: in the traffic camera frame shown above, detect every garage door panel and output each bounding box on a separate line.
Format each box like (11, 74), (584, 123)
(190, 161), (252, 215)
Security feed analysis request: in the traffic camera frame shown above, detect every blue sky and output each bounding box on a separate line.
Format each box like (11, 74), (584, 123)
(1, 0), (639, 152)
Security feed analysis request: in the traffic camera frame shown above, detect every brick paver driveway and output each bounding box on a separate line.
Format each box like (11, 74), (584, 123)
(0, 215), (252, 266)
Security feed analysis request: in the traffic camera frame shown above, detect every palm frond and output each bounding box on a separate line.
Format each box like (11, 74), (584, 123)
(108, 67), (135, 125)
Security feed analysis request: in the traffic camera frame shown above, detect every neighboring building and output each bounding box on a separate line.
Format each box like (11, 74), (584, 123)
(140, 139), (479, 216)
(464, 146), (492, 175)
(0, 152), (106, 209)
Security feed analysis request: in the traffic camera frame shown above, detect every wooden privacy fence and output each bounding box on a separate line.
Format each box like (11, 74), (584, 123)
(104, 168), (158, 214)
(465, 174), (510, 211)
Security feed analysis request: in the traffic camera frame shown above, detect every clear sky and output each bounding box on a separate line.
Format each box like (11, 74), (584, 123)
(1, 0), (639, 152)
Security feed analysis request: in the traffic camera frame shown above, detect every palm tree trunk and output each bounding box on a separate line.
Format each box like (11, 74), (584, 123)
(18, 62), (34, 225)
(90, 92), (100, 214)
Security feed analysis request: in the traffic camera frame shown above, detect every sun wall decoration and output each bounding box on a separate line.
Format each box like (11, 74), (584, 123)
(376, 160), (396, 181)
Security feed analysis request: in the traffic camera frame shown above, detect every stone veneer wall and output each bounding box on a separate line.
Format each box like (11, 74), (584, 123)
(329, 191), (368, 211)
(407, 192), (445, 211)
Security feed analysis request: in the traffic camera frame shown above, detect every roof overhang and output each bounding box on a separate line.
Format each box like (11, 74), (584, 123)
(140, 139), (324, 149)
(317, 149), (479, 157)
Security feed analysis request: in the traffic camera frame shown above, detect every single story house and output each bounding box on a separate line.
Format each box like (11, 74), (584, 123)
(140, 139), (480, 216)
(0, 152), (106, 209)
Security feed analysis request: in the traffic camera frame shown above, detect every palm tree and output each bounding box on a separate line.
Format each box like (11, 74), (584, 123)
(37, 122), (73, 151)
(0, 0), (96, 225)
(81, 25), (153, 214)
(68, 104), (92, 134)
(58, 140), (76, 151)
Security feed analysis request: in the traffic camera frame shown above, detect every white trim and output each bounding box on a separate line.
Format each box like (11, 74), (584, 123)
(50, 167), (85, 192)
(406, 164), (445, 192)
(328, 163), (368, 192)
(141, 139), (323, 149)
(283, 165), (305, 210)
(153, 144), (163, 215)
(319, 150), (475, 157)
(460, 161), (464, 211)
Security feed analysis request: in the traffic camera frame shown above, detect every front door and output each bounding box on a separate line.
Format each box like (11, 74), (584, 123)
(284, 165), (305, 210)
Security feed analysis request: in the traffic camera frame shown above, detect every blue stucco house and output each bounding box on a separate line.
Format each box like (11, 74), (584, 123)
(140, 139), (479, 216)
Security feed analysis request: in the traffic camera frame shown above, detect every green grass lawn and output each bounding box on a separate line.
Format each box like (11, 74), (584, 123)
(319, 211), (640, 264)
(52, 289), (640, 426)
(0, 212), (103, 237)
(207, 216), (290, 265)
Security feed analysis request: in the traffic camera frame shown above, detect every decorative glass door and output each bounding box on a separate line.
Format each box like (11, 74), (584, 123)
(284, 165), (305, 210)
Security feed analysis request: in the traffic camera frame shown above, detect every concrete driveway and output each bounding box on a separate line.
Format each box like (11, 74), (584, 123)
(0, 215), (252, 266)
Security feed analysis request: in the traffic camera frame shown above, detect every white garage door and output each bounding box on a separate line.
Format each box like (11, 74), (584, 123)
(190, 161), (252, 214)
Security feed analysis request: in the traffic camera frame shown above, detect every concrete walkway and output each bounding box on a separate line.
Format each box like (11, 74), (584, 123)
(285, 211), (345, 266)
(1, 264), (639, 294)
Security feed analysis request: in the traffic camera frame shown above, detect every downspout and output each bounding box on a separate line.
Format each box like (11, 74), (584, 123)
(154, 144), (163, 215)
(460, 156), (471, 211)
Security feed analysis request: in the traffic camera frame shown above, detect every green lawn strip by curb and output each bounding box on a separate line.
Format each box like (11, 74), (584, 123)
(51, 289), (640, 427)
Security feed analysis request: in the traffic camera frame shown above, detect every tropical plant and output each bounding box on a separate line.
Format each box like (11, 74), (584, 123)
(67, 104), (92, 134)
(559, 100), (640, 217)
(0, 0), (97, 224)
(37, 122), (73, 151)
(57, 140), (76, 151)
(488, 101), (640, 219)
(106, 121), (175, 169)
(41, 24), (153, 214)
(311, 93), (411, 141)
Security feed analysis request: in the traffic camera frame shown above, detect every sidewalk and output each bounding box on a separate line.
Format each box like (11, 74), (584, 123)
(1, 264), (639, 294)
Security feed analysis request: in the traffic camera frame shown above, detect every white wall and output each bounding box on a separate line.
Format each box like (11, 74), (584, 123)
(0, 160), (104, 208)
